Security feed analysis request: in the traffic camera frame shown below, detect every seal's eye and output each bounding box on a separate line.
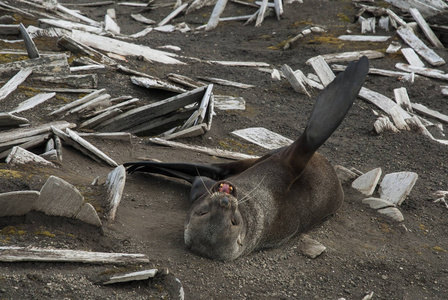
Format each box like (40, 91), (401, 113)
(197, 211), (208, 216)
(231, 219), (238, 226)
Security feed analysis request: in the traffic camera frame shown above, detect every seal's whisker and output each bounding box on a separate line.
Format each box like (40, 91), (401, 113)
(195, 166), (212, 196)
(238, 175), (266, 204)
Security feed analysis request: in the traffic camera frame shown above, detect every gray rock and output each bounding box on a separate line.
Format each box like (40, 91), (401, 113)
(297, 234), (326, 258)
(362, 197), (396, 210)
(379, 171), (418, 205)
(0, 191), (40, 217)
(377, 207), (404, 222)
(351, 167), (382, 196)
(74, 203), (102, 227)
(33, 175), (84, 218)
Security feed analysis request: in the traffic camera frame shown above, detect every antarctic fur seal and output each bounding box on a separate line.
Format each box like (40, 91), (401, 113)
(124, 56), (369, 261)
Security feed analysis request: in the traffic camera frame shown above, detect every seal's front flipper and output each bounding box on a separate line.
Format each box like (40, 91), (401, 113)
(282, 56), (369, 172)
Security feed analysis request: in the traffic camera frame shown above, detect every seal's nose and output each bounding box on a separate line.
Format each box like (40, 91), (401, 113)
(220, 196), (230, 208)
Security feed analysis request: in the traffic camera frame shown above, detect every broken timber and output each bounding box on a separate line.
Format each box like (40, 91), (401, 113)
(0, 68), (32, 102)
(397, 26), (445, 66)
(104, 165), (126, 221)
(231, 127), (293, 150)
(409, 8), (444, 48)
(0, 247), (149, 264)
(0, 52), (69, 76)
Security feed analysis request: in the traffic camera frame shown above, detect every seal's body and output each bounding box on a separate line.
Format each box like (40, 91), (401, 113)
(125, 56), (369, 260)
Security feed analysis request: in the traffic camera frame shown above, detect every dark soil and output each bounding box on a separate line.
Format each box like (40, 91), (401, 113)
(0, 1), (448, 299)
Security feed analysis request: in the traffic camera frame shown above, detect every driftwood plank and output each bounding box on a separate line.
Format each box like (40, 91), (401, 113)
(69, 94), (111, 114)
(338, 35), (391, 42)
(49, 89), (105, 116)
(6, 146), (56, 167)
(412, 103), (448, 123)
(395, 63), (448, 80)
(209, 60), (270, 67)
(158, 3), (188, 26)
(0, 54), (70, 76)
(0, 246), (149, 264)
(149, 137), (259, 160)
(351, 167), (382, 196)
(66, 129), (119, 167)
(70, 30), (184, 65)
(0, 68), (32, 102)
(131, 13), (156, 25)
(77, 132), (132, 142)
(39, 18), (103, 34)
(0, 191), (40, 217)
(197, 76), (254, 89)
(409, 8), (444, 48)
(281, 64), (310, 96)
(0, 113), (29, 127)
(0, 121), (73, 144)
(33, 74), (98, 89)
(131, 76), (186, 93)
(231, 127), (293, 150)
(80, 108), (122, 129)
(359, 87), (411, 119)
(306, 50), (384, 64)
(214, 95), (245, 110)
(97, 85), (208, 132)
(401, 48), (425, 67)
(11, 92), (56, 114)
(397, 26), (445, 66)
(205, 0), (228, 31)
(394, 87), (413, 112)
(255, 0), (269, 27)
(307, 55), (335, 87)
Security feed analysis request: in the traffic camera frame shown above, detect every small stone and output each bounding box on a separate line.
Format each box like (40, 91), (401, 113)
(362, 197), (396, 210)
(351, 168), (382, 196)
(297, 234), (326, 258)
(377, 207), (404, 222)
(74, 203), (102, 227)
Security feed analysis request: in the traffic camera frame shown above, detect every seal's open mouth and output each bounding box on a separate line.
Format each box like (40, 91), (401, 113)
(218, 182), (233, 194)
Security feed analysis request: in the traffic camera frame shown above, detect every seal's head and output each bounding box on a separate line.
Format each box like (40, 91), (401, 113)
(184, 181), (245, 261)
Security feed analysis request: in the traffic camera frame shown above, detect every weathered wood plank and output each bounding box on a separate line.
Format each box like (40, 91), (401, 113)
(395, 63), (448, 80)
(205, 0), (228, 31)
(0, 191), (40, 217)
(149, 137), (259, 160)
(338, 35), (391, 42)
(231, 127), (293, 150)
(0, 121), (73, 144)
(412, 103), (448, 123)
(19, 23), (39, 59)
(409, 8), (444, 48)
(33, 74), (98, 89)
(70, 30), (184, 65)
(49, 89), (105, 116)
(0, 68), (32, 102)
(158, 3), (188, 26)
(0, 113), (29, 127)
(97, 85), (208, 132)
(351, 167), (382, 196)
(197, 76), (254, 89)
(359, 87), (412, 119)
(397, 26), (445, 66)
(131, 76), (186, 93)
(0, 54), (70, 76)
(307, 55), (335, 87)
(401, 48), (425, 67)
(6, 146), (56, 167)
(306, 50), (384, 64)
(393, 87), (413, 112)
(281, 64), (310, 96)
(0, 246), (149, 264)
(102, 269), (158, 285)
(11, 92), (56, 114)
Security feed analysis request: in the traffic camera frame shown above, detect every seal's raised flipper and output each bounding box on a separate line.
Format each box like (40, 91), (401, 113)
(281, 56), (369, 173)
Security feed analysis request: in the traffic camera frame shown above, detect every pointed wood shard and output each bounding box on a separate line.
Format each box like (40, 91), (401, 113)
(19, 23), (39, 59)
(104, 165), (126, 221)
(6, 146), (56, 167)
(379, 172), (418, 205)
(351, 168), (382, 196)
(102, 269), (158, 285)
(0, 113), (29, 127)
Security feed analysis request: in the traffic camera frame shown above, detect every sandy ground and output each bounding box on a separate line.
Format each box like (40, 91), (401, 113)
(1, 0), (448, 299)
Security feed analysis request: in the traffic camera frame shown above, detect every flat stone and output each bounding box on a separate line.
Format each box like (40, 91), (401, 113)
(0, 191), (40, 217)
(377, 207), (404, 222)
(297, 234), (326, 258)
(351, 167), (382, 196)
(362, 197), (396, 210)
(379, 172), (418, 205)
(102, 269), (158, 285)
(33, 175), (84, 218)
(74, 203), (102, 227)
(6, 146), (56, 167)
